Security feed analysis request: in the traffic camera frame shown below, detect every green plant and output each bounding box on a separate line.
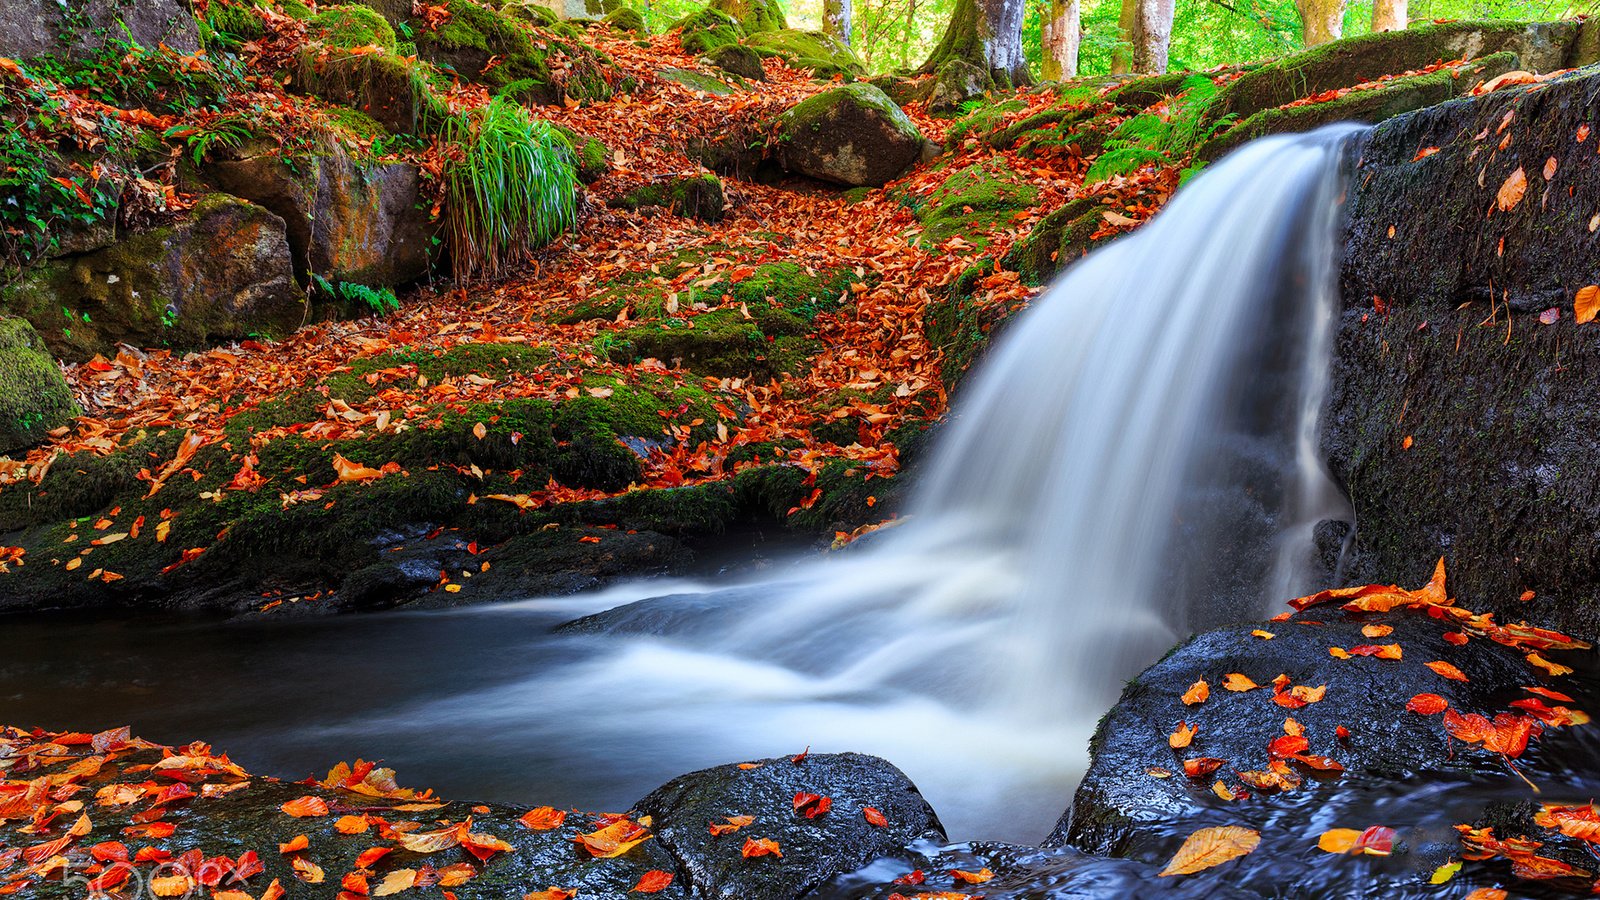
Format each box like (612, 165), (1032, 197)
(312, 275), (401, 315)
(440, 97), (577, 283)
(165, 114), (260, 165)
(1085, 75), (1235, 184)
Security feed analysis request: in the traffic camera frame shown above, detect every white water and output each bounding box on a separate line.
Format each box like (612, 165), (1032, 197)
(339, 128), (1360, 841)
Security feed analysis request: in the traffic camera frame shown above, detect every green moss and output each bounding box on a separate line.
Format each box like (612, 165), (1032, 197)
(945, 97), (1025, 144)
(503, 1), (562, 27)
(612, 174), (727, 222)
(0, 317), (80, 455)
(1002, 196), (1102, 285)
(675, 8), (745, 55)
(604, 7), (648, 33)
(709, 0), (786, 33)
(899, 160), (1039, 248)
(554, 126), (610, 182)
(296, 49), (450, 135)
(206, 1), (270, 42)
(656, 67), (739, 95)
(322, 105), (392, 144)
(604, 308), (815, 380)
(744, 29), (862, 78)
(311, 5), (398, 50)
(413, 0), (618, 103)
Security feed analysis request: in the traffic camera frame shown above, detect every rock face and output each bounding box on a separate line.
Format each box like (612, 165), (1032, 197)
(635, 753), (943, 900)
(0, 195), (306, 361)
(776, 84), (925, 187)
(204, 145), (433, 289)
(0, 0), (199, 62)
(1052, 605), (1598, 896)
(1328, 65), (1600, 641)
(0, 316), (79, 454)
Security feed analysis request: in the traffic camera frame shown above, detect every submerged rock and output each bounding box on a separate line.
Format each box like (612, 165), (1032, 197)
(776, 84), (925, 187)
(635, 753), (944, 900)
(1330, 63), (1600, 642)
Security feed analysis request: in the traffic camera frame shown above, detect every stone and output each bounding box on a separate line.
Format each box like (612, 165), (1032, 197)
(745, 29), (862, 79)
(676, 7), (745, 55)
(706, 42), (766, 80)
(608, 173), (727, 222)
(1, 194), (306, 362)
(775, 84), (925, 187)
(1329, 64), (1600, 642)
(203, 143), (433, 289)
(927, 58), (990, 118)
(633, 752), (943, 900)
(0, 316), (79, 455)
(709, 0), (786, 33)
(0, 0), (198, 62)
(604, 6), (648, 32)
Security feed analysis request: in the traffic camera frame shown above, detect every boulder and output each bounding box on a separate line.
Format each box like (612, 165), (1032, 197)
(609, 173), (727, 222)
(1002, 196), (1106, 285)
(745, 29), (862, 79)
(676, 7), (746, 55)
(1052, 605), (1599, 895)
(709, 0), (786, 33)
(926, 59), (990, 118)
(411, 0), (619, 103)
(0, 0), (198, 62)
(633, 752), (943, 900)
(605, 6), (648, 32)
(1328, 64), (1600, 642)
(776, 84), (925, 187)
(204, 143), (433, 289)
(0, 316), (79, 455)
(706, 43), (767, 80)
(0, 194), (306, 361)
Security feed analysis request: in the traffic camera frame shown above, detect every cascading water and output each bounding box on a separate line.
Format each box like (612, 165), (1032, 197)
(0, 127), (1362, 844)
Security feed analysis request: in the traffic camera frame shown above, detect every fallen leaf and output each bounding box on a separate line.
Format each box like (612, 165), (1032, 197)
(741, 837), (782, 858)
(632, 870), (674, 893)
(1158, 825), (1260, 876)
(1169, 722), (1197, 749)
(1182, 679), (1209, 705)
(1496, 167), (1527, 211)
(1222, 673), (1258, 692)
(519, 807), (567, 830)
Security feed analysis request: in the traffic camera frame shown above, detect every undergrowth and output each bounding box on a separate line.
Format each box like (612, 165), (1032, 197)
(1086, 75), (1234, 184)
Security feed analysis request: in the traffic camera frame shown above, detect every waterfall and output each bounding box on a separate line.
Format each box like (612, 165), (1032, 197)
(328, 126), (1364, 841)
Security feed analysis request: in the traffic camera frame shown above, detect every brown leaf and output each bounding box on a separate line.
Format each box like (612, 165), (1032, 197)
(1496, 167), (1527, 212)
(1158, 825), (1260, 876)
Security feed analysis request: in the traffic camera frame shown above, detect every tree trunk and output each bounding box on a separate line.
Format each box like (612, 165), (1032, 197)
(1111, 0), (1136, 74)
(917, 0), (1033, 87)
(1370, 0), (1405, 33)
(900, 0), (918, 67)
(1296, 0), (1344, 45)
(1040, 0), (1079, 80)
(1131, 0), (1174, 72)
(824, 0), (854, 47)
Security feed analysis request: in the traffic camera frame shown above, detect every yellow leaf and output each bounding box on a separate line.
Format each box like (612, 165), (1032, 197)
(1223, 673), (1258, 692)
(1158, 825), (1260, 876)
(373, 869), (418, 896)
(1431, 860), (1462, 884)
(1576, 285), (1600, 324)
(1317, 828), (1361, 853)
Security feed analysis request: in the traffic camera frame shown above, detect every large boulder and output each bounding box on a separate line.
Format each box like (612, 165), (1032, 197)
(0, 0), (198, 62)
(0, 316), (79, 454)
(1052, 603), (1599, 895)
(634, 752), (943, 900)
(710, 0), (786, 33)
(1328, 64), (1600, 642)
(776, 84), (925, 187)
(204, 142), (433, 289)
(746, 29), (862, 79)
(0, 194), (306, 361)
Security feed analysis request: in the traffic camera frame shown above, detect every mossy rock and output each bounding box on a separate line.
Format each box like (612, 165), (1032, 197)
(706, 43), (765, 80)
(922, 260), (1020, 387)
(1196, 52), (1518, 162)
(556, 125), (611, 183)
(294, 49), (450, 135)
(676, 7), (746, 55)
(603, 308), (813, 380)
(708, 0), (786, 33)
(610, 174), (728, 222)
(203, 0), (270, 43)
(0, 316), (79, 455)
(1207, 20), (1580, 127)
(309, 4), (398, 50)
(776, 83), (924, 187)
(944, 96), (1026, 144)
(988, 102), (1098, 150)
(502, 0), (563, 27)
(1102, 70), (1194, 110)
(604, 6), (648, 32)
(868, 73), (935, 107)
(927, 58), (990, 117)
(658, 66), (740, 95)
(897, 159), (1037, 247)
(745, 29), (862, 79)
(1003, 196), (1104, 285)
(412, 0), (619, 103)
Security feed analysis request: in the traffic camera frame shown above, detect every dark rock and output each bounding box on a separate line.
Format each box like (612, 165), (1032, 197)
(0, 315), (79, 455)
(0, 194), (307, 362)
(926, 59), (990, 118)
(634, 752), (944, 900)
(204, 143), (433, 289)
(610, 174), (728, 222)
(706, 43), (766, 80)
(1002, 196), (1107, 285)
(1050, 606), (1598, 896)
(0, 0), (198, 62)
(776, 84), (925, 187)
(1329, 64), (1600, 641)
(294, 51), (450, 135)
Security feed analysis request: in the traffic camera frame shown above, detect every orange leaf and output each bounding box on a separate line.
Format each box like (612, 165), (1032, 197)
(1158, 825), (1260, 876)
(1182, 757), (1225, 778)
(1424, 661), (1469, 682)
(950, 867), (994, 884)
(1181, 679), (1209, 705)
(280, 796), (329, 818)
(1169, 722), (1197, 749)
(1407, 693), (1448, 714)
(573, 819), (650, 858)
(863, 807), (888, 827)
(631, 870), (674, 893)
(1576, 286), (1600, 325)
(709, 815), (754, 836)
(278, 834), (309, 854)
(335, 815), (369, 834)
(519, 807), (567, 831)
(1496, 167), (1527, 211)
(741, 837), (782, 858)
(1222, 673), (1258, 692)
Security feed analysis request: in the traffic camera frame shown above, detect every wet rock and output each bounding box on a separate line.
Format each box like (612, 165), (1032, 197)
(775, 84), (925, 187)
(634, 752), (944, 900)
(609, 174), (728, 222)
(706, 43), (767, 80)
(1329, 64), (1600, 641)
(0, 0), (198, 63)
(204, 143), (433, 289)
(1050, 606), (1597, 895)
(0, 316), (80, 455)
(1002, 197), (1106, 286)
(0, 194), (306, 361)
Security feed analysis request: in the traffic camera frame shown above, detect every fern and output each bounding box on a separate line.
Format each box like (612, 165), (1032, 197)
(1084, 75), (1236, 184)
(165, 115), (259, 166)
(312, 275), (400, 316)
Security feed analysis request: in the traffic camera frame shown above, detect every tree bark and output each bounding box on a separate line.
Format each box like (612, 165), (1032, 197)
(1296, 0), (1344, 45)
(1370, 0), (1405, 33)
(1131, 0), (1174, 72)
(917, 0), (1033, 87)
(1040, 0), (1079, 80)
(1111, 0), (1136, 74)
(824, 0), (854, 47)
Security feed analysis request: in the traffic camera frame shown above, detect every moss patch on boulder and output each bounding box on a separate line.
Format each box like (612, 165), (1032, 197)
(776, 83), (924, 187)
(676, 8), (745, 55)
(900, 159), (1038, 247)
(604, 6), (648, 32)
(706, 43), (766, 80)
(0, 316), (80, 454)
(610, 174), (728, 222)
(412, 0), (620, 103)
(709, 0), (786, 33)
(309, 4), (398, 50)
(1003, 196), (1105, 285)
(745, 29), (862, 79)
